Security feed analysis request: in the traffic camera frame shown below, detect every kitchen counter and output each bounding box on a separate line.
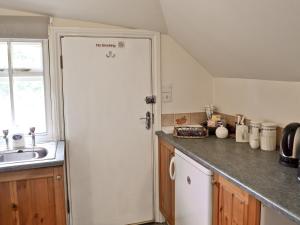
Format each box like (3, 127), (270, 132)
(0, 141), (65, 172)
(156, 131), (300, 224)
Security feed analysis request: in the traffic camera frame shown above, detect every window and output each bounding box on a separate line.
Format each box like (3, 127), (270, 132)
(0, 40), (51, 141)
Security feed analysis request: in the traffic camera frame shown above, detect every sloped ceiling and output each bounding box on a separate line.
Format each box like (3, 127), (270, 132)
(160, 0), (300, 81)
(0, 0), (167, 32)
(1, 0), (300, 81)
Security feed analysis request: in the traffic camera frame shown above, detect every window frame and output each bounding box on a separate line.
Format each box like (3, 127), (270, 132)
(0, 38), (53, 143)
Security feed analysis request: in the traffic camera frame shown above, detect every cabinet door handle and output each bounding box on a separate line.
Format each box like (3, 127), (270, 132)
(169, 156), (175, 180)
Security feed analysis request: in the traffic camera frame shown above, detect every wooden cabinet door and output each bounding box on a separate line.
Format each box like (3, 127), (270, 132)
(219, 182), (248, 225)
(220, 185), (234, 225)
(159, 139), (175, 225)
(213, 174), (260, 225)
(0, 167), (66, 225)
(0, 182), (18, 225)
(16, 177), (56, 225)
(159, 141), (168, 216)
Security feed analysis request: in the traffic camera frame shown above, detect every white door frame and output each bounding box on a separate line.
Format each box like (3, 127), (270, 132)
(49, 27), (162, 224)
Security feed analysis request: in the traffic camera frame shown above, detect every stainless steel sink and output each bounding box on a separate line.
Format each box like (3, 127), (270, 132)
(0, 147), (49, 164)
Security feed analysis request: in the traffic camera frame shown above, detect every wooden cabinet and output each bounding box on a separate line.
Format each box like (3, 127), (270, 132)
(213, 174), (261, 225)
(0, 166), (66, 225)
(159, 139), (175, 225)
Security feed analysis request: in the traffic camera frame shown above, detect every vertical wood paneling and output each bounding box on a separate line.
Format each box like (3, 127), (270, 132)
(159, 139), (175, 225)
(16, 178), (56, 225)
(53, 167), (67, 225)
(0, 182), (17, 225)
(213, 174), (261, 225)
(0, 166), (66, 225)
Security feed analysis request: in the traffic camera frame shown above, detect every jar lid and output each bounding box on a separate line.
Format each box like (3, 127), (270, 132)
(250, 121), (262, 125)
(261, 122), (277, 128)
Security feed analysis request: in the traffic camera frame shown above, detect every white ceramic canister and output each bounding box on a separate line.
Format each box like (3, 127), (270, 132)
(260, 123), (277, 151)
(249, 121), (261, 149)
(216, 125), (229, 139)
(12, 133), (25, 149)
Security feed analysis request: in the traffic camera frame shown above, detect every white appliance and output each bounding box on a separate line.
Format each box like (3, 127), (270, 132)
(61, 37), (154, 225)
(260, 205), (297, 225)
(174, 149), (213, 225)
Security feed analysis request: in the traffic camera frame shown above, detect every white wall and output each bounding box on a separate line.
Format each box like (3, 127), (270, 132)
(213, 78), (300, 127)
(0, 7), (214, 114)
(161, 35), (213, 113)
(0, 8), (39, 15)
(160, 0), (300, 82)
(53, 18), (214, 114)
(51, 17), (122, 29)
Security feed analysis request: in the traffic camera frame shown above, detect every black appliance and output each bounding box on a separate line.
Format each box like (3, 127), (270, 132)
(279, 123), (300, 168)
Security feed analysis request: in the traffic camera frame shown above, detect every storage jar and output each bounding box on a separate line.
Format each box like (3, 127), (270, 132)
(249, 121), (261, 149)
(260, 123), (277, 151)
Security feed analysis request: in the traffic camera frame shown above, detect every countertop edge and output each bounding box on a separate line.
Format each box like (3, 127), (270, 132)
(156, 131), (300, 224)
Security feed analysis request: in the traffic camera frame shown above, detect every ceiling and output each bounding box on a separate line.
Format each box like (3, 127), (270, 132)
(0, 0), (167, 32)
(1, 0), (300, 81)
(160, 0), (300, 81)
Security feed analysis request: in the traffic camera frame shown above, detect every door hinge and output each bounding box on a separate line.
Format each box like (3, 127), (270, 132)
(152, 113), (155, 124)
(67, 199), (70, 214)
(60, 55), (63, 69)
(145, 95), (156, 104)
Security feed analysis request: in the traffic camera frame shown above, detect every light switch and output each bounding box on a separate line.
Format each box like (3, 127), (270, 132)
(162, 85), (172, 103)
(162, 92), (172, 103)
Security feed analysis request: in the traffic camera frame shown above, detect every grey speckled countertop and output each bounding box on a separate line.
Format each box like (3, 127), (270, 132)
(0, 141), (65, 172)
(156, 131), (300, 224)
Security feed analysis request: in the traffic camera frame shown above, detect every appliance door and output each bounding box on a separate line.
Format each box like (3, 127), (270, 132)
(260, 205), (297, 225)
(62, 37), (153, 225)
(175, 150), (212, 225)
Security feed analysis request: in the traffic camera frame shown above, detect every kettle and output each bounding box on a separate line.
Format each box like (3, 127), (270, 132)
(279, 123), (300, 168)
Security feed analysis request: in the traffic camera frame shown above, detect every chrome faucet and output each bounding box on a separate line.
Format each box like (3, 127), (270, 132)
(28, 127), (36, 147)
(2, 130), (9, 150)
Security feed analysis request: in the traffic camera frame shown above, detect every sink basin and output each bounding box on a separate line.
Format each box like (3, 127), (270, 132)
(0, 147), (48, 164)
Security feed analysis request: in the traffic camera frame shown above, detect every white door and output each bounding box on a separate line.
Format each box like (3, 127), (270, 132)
(61, 37), (154, 225)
